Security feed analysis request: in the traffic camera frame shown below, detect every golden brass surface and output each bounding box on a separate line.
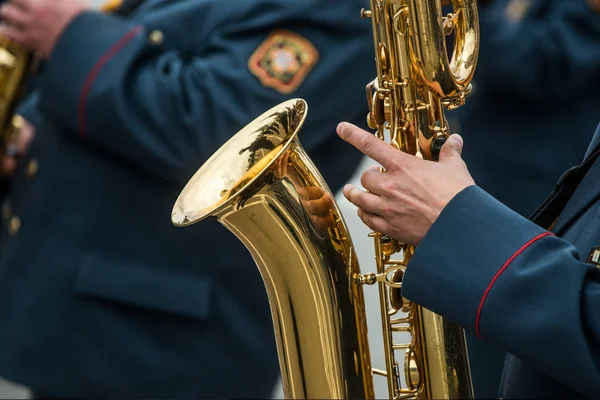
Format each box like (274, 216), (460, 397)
(0, 38), (34, 167)
(173, 99), (374, 399)
(361, 0), (478, 398)
(172, 1), (479, 398)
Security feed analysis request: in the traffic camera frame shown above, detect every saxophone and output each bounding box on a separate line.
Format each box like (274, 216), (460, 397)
(172, 1), (479, 398)
(0, 37), (34, 170)
(0, 0), (140, 175)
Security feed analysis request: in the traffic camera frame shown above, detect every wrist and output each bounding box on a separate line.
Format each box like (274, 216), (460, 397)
(46, 8), (91, 58)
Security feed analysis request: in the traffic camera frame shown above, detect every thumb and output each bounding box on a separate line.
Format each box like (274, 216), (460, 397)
(438, 134), (463, 163)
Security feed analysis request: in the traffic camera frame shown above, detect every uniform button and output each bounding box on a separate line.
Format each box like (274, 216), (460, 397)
(25, 158), (39, 179)
(148, 30), (164, 45)
(8, 215), (20, 236)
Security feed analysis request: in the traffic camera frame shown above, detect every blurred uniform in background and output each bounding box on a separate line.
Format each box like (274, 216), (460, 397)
(0, 0), (374, 398)
(447, 0), (600, 397)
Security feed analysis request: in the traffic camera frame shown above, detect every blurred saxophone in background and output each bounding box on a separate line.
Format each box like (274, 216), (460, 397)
(0, 0), (134, 178)
(0, 36), (34, 170)
(172, 0), (479, 398)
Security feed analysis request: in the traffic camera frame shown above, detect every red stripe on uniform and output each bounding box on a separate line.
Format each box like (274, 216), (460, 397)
(78, 25), (143, 138)
(475, 231), (554, 337)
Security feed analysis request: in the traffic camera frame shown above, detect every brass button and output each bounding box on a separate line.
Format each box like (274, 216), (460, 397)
(2, 202), (11, 222)
(148, 30), (164, 45)
(8, 215), (20, 236)
(25, 158), (39, 179)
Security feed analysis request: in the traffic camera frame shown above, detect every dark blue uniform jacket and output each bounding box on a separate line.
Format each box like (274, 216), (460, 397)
(0, 0), (374, 398)
(403, 123), (600, 399)
(446, 1), (600, 396)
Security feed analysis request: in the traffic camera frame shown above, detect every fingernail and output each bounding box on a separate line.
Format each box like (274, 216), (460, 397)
(448, 134), (463, 147)
(337, 122), (346, 138)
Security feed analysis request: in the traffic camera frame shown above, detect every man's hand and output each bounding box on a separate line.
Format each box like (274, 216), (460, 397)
(0, 0), (91, 58)
(2, 118), (35, 177)
(337, 122), (475, 245)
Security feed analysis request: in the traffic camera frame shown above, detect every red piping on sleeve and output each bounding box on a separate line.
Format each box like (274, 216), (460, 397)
(78, 25), (143, 138)
(475, 231), (554, 337)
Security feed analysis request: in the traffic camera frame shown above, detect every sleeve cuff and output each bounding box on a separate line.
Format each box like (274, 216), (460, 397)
(401, 185), (548, 334)
(38, 11), (144, 134)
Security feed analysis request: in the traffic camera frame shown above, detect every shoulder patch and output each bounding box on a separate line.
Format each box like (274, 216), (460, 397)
(248, 30), (319, 95)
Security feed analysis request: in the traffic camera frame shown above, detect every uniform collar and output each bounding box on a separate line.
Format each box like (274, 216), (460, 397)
(552, 124), (600, 235)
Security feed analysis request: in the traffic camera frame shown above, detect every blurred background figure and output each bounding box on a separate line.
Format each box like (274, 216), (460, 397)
(0, 0), (374, 398)
(446, 0), (600, 397)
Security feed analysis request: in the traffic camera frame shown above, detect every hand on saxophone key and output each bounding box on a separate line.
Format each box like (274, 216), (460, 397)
(0, 0), (91, 58)
(337, 122), (475, 245)
(2, 117), (34, 177)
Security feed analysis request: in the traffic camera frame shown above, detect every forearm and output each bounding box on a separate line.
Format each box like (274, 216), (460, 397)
(37, 11), (233, 181)
(403, 185), (600, 397)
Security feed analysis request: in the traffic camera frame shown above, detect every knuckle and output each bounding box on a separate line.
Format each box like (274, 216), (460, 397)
(354, 192), (366, 209)
(382, 181), (396, 194)
(392, 157), (411, 171)
(382, 202), (394, 217)
(360, 171), (372, 189)
(359, 134), (374, 153)
(359, 212), (371, 226)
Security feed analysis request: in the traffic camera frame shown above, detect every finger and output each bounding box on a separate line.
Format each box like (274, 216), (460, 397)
(0, 22), (25, 43)
(18, 123), (34, 153)
(357, 208), (389, 234)
(1, 156), (17, 176)
(359, 167), (387, 195)
(298, 186), (325, 200)
(337, 122), (410, 171)
(0, 3), (29, 27)
(343, 184), (385, 215)
(438, 134), (464, 163)
(365, 164), (381, 173)
(309, 213), (335, 230)
(6, 0), (31, 11)
(302, 195), (334, 216)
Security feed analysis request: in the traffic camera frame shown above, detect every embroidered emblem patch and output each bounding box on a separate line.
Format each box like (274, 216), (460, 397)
(249, 30), (319, 95)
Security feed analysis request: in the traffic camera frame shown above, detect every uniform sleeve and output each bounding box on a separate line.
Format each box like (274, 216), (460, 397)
(402, 185), (600, 398)
(475, 0), (600, 101)
(37, 7), (341, 182)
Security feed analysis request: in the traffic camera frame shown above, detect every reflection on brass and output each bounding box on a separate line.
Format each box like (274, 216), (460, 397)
(173, 100), (374, 398)
(172, 1), (479, 399)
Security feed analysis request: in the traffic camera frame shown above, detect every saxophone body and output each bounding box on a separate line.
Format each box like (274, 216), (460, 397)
(360, 0), (479, 398)
(172, 1), (479, 399)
